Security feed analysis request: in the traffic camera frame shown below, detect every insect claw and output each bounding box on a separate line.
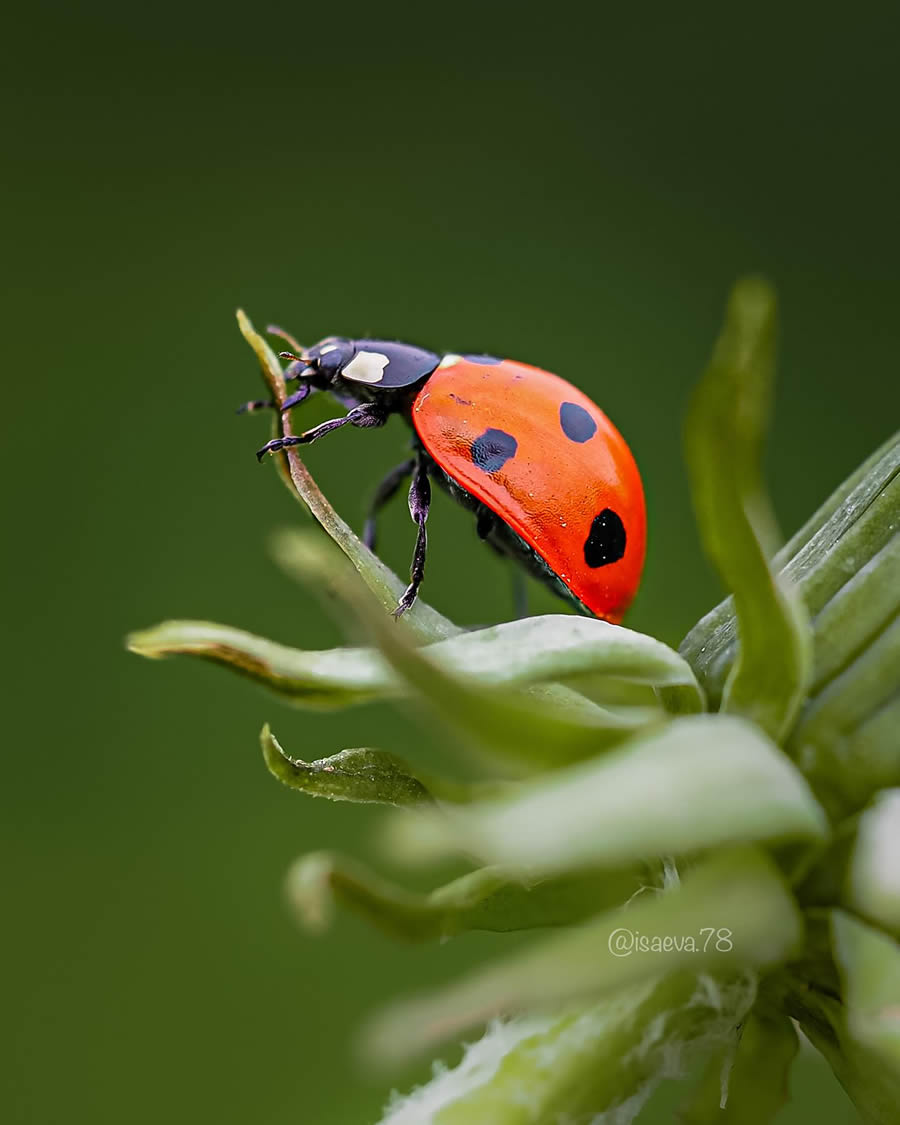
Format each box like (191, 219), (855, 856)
(256, 440), (279, 461)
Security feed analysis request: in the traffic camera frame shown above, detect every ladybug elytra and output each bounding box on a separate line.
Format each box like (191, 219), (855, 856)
(244, 333), (646, 621)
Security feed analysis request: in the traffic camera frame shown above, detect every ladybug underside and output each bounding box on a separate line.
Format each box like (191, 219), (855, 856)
(248, 334), (646, 621)
(429, 461), (591, 614)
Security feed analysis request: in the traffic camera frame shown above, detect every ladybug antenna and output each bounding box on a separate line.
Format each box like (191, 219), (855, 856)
(266, 324), (305, 353)
(282, 355), (317, 382)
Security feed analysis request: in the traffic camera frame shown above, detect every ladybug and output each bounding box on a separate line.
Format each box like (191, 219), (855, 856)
(243, 332), (646, 621)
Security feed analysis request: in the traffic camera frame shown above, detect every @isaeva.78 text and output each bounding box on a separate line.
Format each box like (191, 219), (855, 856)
(607, 927), (734, 958)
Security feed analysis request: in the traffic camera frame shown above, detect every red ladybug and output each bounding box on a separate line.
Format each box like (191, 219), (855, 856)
(246, 334), (646, 621)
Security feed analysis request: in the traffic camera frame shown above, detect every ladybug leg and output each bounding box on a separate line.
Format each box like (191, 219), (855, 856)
(393, 455), (431, 617)
(363, 457), (417, 552)
(476, 508), (495, 540)
(256, 403), (387, 462)
(280, 382), (314, 412)
(237, 376), (315, 416)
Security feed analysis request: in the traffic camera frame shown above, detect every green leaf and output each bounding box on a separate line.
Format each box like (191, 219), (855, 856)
(285, 852), (644, 940)
(846, 790), (900, 938)
(678, 1009), (798, 1124)
(834, 694), (900, 811)
(127, 620), (388, 708)
(379, 973), (757, 1125)
(793, 992), (900, 1125)
(683, 278), (812, 741)
(364, 847), (802, 1061)
(423, 613), (703, 709)
(808, 534), (900, 694)
(261, 726), (438, 805)
(777, 428), (900, 570)
(681, 430), (899, 715)
(388, 715), (828, 873)
(789, 615), (900, 817)
(238, 309), (459, 643)
(832, 910), (900, 1065)
(273, 530), (660, 770)
(126, 612), (702, 714)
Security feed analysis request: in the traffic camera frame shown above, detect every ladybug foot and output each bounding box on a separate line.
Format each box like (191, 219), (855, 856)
(256, 435), (305, 461)
(256, 403), (389, 461)
(392, 586), (418, 618)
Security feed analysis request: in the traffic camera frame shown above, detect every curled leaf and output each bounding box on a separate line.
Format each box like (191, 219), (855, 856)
(285, 851), (644, 941)
(683, 279), (812, 741)
(262, 726), (436, 806)
(364, 847), (801, 1061)
(387, 715), (828, 873)
(127, 620), (386, 708)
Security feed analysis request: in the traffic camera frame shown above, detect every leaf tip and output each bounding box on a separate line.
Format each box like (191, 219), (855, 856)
(260, 723), (298, 786)
(124, 626), (165, 659)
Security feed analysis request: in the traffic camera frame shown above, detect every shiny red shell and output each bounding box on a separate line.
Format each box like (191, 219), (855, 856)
(411, 356), (646, 622)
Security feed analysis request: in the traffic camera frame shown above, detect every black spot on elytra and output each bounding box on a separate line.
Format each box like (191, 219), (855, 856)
(470, 428), (518, 472)
(463, 353), (502, 365)
(584, 509), (626, 567)
(449, 393), (474, 406)
(560, 401), (598, 443)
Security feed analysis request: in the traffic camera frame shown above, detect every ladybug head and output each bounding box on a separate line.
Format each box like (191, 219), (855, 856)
(301, 337), (355, 381)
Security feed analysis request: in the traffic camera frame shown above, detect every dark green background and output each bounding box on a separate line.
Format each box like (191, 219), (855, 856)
(5, 4), (897, 1122)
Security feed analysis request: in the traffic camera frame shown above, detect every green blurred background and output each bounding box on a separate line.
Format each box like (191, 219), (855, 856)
(4, 4), (898, 1122)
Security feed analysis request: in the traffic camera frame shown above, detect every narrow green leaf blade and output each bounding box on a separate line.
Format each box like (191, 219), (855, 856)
(389, 715), (828, 872)
(365, 847), (802, 1060)
(684, 279), (812, 740)
(286, 851), (644, 941)
(681, 430), (899, 718)
(789, 615), (900, 817)
(129, 611), (701, 711)
(794, 991), (900, 1125)
(678, 1009), (798, 1124)
(127, 619), (389, 707)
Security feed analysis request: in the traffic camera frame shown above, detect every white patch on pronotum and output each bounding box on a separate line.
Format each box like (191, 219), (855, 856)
(343, 350), (390, 384)
(438, 353), (462, 369)
(319, 343), (339, 355)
